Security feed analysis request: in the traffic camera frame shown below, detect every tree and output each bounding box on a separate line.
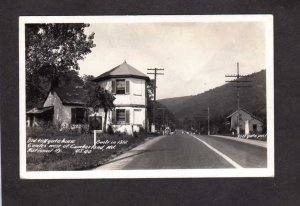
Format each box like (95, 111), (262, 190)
(146, 80), (155, 126)
(82, 74), (96, 91)
(26, 23), (95, 108)
(88, 86), (115, 133)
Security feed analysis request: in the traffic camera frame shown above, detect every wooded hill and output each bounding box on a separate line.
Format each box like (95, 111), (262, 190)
(158, 70), (266, 127)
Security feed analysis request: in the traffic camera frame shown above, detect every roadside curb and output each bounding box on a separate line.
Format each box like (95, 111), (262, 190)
(211, 135), (267, 148)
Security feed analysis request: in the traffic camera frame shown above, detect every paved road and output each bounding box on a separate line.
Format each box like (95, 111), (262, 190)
(95, 134), (267, 170)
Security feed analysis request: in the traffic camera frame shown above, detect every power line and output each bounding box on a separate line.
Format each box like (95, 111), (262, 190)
(202, 105), (215, 135)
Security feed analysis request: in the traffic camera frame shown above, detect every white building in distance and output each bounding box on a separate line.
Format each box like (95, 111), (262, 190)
(226, 108), (264, 135)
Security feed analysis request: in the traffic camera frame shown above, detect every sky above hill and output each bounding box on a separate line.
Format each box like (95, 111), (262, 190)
(78, 19), (268, 99)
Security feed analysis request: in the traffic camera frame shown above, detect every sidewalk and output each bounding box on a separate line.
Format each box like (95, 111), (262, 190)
(211, 135), (267, 148)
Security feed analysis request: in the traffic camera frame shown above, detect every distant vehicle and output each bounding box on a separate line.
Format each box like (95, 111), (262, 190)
(174, 129), (183, 134)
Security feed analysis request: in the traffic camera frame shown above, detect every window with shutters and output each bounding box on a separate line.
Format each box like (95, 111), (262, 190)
(112, 79), (130, 94)
(71, 108), (86, 124)
(116, 109), (126, 124)
(116, 79), (125, 94)
(115, 109), (130, 125)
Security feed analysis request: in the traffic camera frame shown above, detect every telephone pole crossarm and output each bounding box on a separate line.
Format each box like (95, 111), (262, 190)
(225, 62), (253, 136)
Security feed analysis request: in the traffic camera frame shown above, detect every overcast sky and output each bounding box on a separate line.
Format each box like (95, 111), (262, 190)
(78, 21), (266, 100)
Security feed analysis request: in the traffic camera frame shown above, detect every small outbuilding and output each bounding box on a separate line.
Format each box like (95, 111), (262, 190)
(27, 85), (90, 130)
(226, 108), (264, 135)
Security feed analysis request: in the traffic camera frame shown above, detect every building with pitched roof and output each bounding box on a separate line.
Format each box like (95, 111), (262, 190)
(93, 61), (150, 134)
(27, 85), (89, 128)
(226, 108), (264, 135)
(27, 61), (150, 134)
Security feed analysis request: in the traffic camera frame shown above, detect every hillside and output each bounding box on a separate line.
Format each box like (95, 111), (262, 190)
(159, 70), (266, 123)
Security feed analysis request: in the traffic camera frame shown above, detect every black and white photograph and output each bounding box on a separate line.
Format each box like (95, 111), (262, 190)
(19, 15), (274, 178)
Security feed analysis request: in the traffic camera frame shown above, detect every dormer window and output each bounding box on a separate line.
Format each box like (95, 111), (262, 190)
(112, 79), (130, 95)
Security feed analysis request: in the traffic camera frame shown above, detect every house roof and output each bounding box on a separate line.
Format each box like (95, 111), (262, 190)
(93, 61), (150, 82)
(52, 85), (88, 106)
(226, 108), (263, 122)
(27, 106), (54, 114)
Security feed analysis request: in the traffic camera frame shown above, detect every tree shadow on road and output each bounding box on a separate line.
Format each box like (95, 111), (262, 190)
(102, 148), (176, 166)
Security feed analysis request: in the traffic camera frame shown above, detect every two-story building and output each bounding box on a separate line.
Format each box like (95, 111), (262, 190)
(92, 61), (150, 134)
(26, 61), (150, 135)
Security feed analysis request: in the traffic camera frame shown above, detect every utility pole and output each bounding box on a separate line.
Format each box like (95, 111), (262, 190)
(208, 106), (210, 135)
(225, 62), (252, 137)
(147, 68), (164, 133)
(202, 105), (214, 135)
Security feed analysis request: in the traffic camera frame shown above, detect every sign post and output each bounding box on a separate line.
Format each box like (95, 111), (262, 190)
(94, 114), (97, 146)
(94, 129), (96, 146)
(89, 114), (102, 146)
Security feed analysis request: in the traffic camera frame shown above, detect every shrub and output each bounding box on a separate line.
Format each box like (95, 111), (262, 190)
(139, 126), (145, 134)
(133, 131), (138, 138)
(107, 125), (114, 134)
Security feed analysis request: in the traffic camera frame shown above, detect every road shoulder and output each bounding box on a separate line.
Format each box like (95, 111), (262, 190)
(211, 135), (267, 148)
(93, 135), (167, 170)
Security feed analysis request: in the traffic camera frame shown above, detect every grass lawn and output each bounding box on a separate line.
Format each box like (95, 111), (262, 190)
(26, 127), (157, 171)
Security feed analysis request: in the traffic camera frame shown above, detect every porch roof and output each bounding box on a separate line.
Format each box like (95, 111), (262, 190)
(27, 106), (54, 114)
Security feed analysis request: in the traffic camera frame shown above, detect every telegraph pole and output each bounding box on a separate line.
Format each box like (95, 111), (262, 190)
(202, 105), (214, 135)
(147, 68), (164, 132)
(225, 62), (252, 136)
(208, 106), (210, 135)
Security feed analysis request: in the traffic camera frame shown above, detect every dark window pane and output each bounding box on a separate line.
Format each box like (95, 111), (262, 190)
(71, 108), (85, 124)
(116, 109), (125, 124)
(116, 80), (125, 94)
(76, 108), (84, 124)
(71, 108), (76, 124)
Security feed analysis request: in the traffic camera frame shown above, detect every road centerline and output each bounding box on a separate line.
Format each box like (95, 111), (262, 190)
(190, 135), (243, 168)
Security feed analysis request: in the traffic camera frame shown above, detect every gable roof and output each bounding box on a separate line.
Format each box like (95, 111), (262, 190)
(93, 61), (150, 82)
(52, 85), (88, 106)
(226, 108), (263, 122)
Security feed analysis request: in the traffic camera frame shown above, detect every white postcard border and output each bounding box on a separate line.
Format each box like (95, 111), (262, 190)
(19, 15), (274, 179)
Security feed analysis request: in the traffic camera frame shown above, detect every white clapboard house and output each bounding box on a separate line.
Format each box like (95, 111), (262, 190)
(27, 61), (150, 134)
(92, 61), (150, 134)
